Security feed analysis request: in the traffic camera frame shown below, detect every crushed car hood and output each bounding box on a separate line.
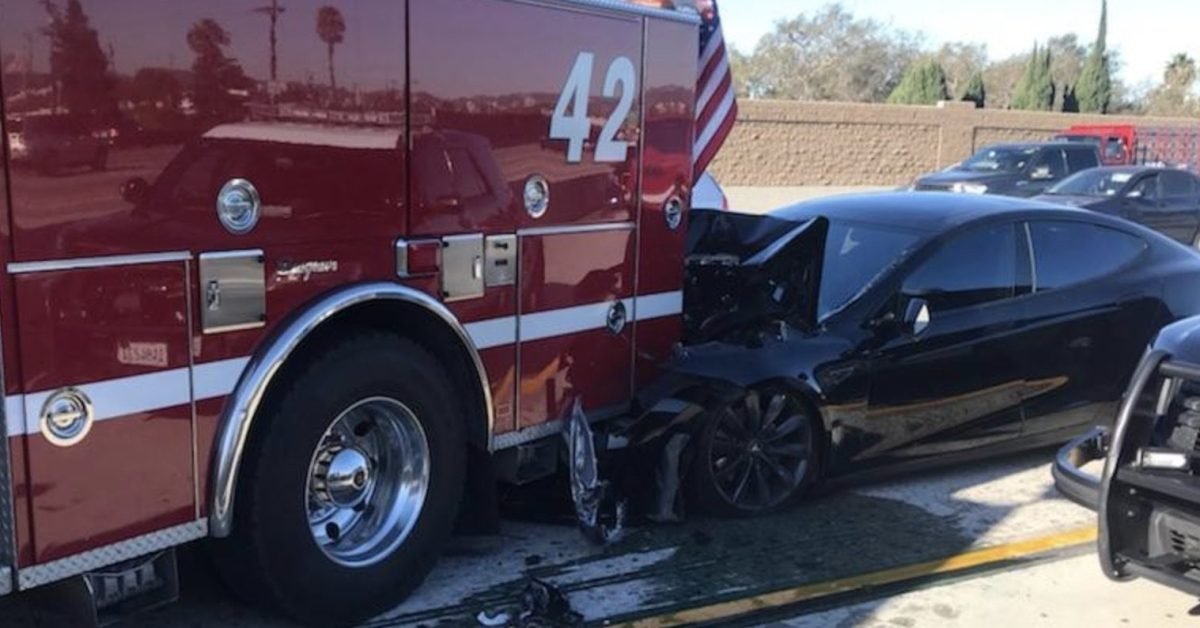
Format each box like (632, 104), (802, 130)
(684, 209), (828, 344)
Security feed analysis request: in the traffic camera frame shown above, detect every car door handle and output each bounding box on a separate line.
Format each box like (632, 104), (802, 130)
(1068, 336), (1093, 350)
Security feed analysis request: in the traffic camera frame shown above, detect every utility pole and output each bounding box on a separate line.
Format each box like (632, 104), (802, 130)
(253, 1), (286, 83)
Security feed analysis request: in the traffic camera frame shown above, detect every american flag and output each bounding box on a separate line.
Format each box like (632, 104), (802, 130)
(693, 0), (737, 183)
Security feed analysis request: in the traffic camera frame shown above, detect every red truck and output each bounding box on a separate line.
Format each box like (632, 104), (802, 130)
(1056, 124), (1200, 172)
(0, 0), (731, 625)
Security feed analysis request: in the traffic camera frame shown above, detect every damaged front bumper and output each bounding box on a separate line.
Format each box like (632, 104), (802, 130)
(1052, 426), (1108, 510)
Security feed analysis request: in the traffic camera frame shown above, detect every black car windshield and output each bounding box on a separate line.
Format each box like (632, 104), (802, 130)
(959, 147), (1037, 173)
(1045, 169), (1134, 197)
(820, 220), (921, 320)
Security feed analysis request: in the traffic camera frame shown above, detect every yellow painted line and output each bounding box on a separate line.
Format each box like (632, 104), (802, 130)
(621, 525), (1098, 627)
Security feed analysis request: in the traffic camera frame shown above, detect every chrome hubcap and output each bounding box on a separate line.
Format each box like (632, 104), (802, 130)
(710, 390), (813, 511)
(306, 397), (430, 568)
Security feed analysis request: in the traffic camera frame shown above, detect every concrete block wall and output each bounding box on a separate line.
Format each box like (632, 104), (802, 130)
(710, 99), (1200, 187)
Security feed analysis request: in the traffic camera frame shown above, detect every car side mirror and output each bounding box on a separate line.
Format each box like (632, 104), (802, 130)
(120, 177), (150, 205)
(1125, 189), (1142, 199)
(1030, 166), (1053, 181)
(902, 298), (931, 337)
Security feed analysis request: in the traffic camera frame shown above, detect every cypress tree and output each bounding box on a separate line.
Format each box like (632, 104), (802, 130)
(1076, 0), (1113, 113)
(887, 59), (950, 105)
(961, 71), (986, 108)
(1010, 43), (1039, 109)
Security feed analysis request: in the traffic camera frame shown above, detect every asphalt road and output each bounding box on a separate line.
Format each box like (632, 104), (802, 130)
(4, 446), (1167, 627)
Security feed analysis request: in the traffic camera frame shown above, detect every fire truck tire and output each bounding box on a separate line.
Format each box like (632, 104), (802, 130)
(210, 333), (466, 626)
(688, 387), (818, 517)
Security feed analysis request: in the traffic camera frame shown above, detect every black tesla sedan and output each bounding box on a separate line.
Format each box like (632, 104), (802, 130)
(636, 192), (1200, 517)
(1035, 166), (1200, 249)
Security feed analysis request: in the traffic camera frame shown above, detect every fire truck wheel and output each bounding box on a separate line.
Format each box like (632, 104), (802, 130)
(211, 333), (466, 626)
(688, 387), (818, 517)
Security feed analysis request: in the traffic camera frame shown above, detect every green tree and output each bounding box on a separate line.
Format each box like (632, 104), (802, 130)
(961, 71), (986, 108)
(1076, 0), (1113, 113)
(187, 18), (250, 120)
(40, 0), (116, 116)
(130, 67), (182, 107)
(932, 42), (987, 99)
(316, 6), (346, 91)
(1011, 43), (1055, 110)
(887, 58), (949, 105)
(1009, 43), (1038, 109)
(737, 3), (921, 102)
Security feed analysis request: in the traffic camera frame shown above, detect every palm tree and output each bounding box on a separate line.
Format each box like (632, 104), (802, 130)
(1165, 53), (1197, 90)
(316, 6), (345, 91)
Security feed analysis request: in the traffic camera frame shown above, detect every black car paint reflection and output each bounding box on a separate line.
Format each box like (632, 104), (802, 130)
(674, 192), (1200, 478)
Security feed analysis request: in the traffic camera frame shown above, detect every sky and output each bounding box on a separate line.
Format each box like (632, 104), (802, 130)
(719, 0), (1200, 90)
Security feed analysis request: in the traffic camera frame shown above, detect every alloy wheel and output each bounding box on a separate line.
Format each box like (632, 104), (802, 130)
(708, 390), (814, 512)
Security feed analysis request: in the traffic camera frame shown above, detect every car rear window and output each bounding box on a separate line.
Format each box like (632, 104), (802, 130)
(1028, 221), (1146, 291)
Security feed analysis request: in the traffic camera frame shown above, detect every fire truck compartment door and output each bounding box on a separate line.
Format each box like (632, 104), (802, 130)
(12, 259), (198, 564)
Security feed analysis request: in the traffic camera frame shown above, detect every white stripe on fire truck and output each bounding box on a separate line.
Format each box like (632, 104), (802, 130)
(3, 357), (249, 438)
(466, 291), (684, 350)
(1, 292), (684, 437)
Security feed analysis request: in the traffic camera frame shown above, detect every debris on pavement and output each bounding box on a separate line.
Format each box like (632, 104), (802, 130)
(475, 578), (583, 627)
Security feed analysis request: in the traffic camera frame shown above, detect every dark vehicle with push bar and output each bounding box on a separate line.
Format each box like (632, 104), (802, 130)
(1055, 316), (1200, 596)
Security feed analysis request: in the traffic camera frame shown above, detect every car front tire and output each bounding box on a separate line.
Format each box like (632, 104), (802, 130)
(689, 387), (819, 517)
(210, 333), (466, 626)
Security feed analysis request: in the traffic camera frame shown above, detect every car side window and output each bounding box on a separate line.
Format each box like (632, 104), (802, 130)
(1034, 149), (1067, 179)
(1129, 174), (1160, 201)
(902, 223), (1017, 313)
(1028, 221), (1146, 292)
(1162, 170), (1195, 197)
(1066, 147), (1099, 172)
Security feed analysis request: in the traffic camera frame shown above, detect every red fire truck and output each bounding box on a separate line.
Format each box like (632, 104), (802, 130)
(1056, 123), (1200, 172)
(0, 0), (708, 624)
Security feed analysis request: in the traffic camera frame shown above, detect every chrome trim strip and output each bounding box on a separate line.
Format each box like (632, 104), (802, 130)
(209, 282), (494, 537)
(631, 15), (649, 396)
(517, 221), (636, 238)
(17, 519), (207, 590)
(395, 239), (410, 278)
(7, 251), (192, 274)
(520, 0), (701, 24)
(186, 258), (200, 521)
(0, 292), (13, 593)
(197, 249), (262, 262)
(493, 404), (625, 450)
(203, 321), (268, 334)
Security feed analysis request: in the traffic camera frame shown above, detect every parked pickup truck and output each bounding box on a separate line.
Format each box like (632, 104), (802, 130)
(1055, 315), (1200, 597)
(913, 141), (1101, 197)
